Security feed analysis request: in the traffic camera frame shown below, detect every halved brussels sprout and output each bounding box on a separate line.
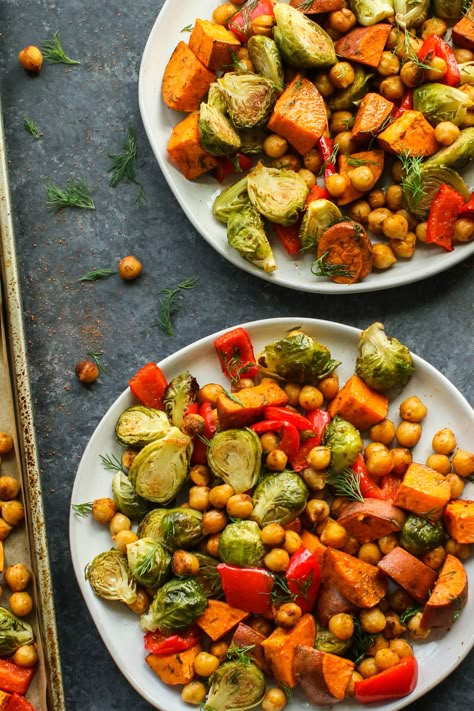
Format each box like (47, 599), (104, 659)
(85, 549), (137, 604)
(460, 62), (474, 86)
(128, 427), (193, 504)
(432, 0), (463, 21)
(393, 0), (429, 28)
(193, 552), (224, 599)
(162, 371), (199, 430)
(413, 83), (474, 127)
(140, 577), (207, 633)
(208, 82), (228, 113)
(250, 470), (308, 527)
(403, 165), (470, 219)
(217, 72), (277, 129)
(238, 127), (267, 156)
(112, 470), (150, 520)
(199, 102), (242, 157)
(137, 508), (167, 541)
(137, 507), (203, 551)
(328, 65), (373, 112)
(355, 322), (414, 392)
(206, 660), (266, 711)
(213, 176), (250, 225)
(424, 127), (474, 172)
(126, 536), (171, 588)
(0, 608), (34, 656)
(257, 330), (340, 384)
(315, 628), (351, 655)
(299, 199), (343, 251)
(323, 416), (363, 473)
(115, 406), (170, 447)
(218, 520), (266, 567)
(227, 204), (277, 273)
(247, 35), (284, 94)
(351, 0), (394, 26)
(273, 4), (336, 68)
(208, 428), (262, 493)
(247, 163), (308, 226)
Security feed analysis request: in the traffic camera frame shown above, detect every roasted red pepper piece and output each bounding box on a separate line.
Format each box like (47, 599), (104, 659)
(351, 454), (385, 500)
(144, 625), (200, 655)
(285, 546), (321, 614)
(250, 419), (300, 460)
(426, 183), (467, 252)
(393, 89), (413, 119)
(274, 223), (302, 255)
(307, 408), (331, 439)
(5, 695), (37, 711)
(263, 406), (313, 431)
(289, 435), (321, 472)
(380, 472), (401, 501)
(228, 0), (275, 43)
(354, 655), (418, 703)
(214, 327), (258, 382)
(289, 408), (331, 471)
(317, 136), (337, 180)
(213, 152), (253, 183)
(459, 192), (474, 214)
(0, 660), (36, 695)
(191, 401), (217, 465)
(305, 184), (331, 204)
(417, 35), (461, 86)
(217, 564), (274, 613)
(128, 362), (168, 409)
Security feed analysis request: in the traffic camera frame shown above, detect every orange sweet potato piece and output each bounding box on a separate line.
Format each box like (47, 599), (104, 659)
(337, 498), (406, 543)
(196, 599), (249, 641)
(334, 24), (392, 68)
(443, 499), (474, 544)
(189, 19), (241, 71)
(146, 643), (201, 685)
(167, 112), (218, 180)
(393, 462), (451, 522)
(216, 378), (289, 429)
(327, 374), (388, 431)
(452, 12), (474, 50)
(351, 93), (394, 143)
(421, 554), (468, 629)
(322, 547), (388, 608)
(316, 582), (357, 628)
(293, 646), (355, 705)
(231, 622), (270, 674)
(377, 110), (440, 157)
(316, 221), (373, 284)
(261, 613), (316, 688)
(378, 546), (437, 604)
(289, 0), (344, 12)
(336, 150), (385, 206)
(162, 41), (216, 112)
(267, 75), (327, 155)
(300, 529), (326, 568)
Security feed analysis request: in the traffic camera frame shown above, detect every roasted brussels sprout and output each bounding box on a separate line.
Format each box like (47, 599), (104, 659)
(162, 371), (199, 430)
(355, 322), (415, 392)
(115, 406), (170, 447)
(328, 65), (373, 112)
(207, 82), (228, 113)
(460, 62), (474, 86)
(432, 0), (463, 21)
(227, 204), (277, 273)
(128, 427), (193, 504)
(217, 72), (277, 129)
(403, 165), (470, 220)
(111, 470), (150, 520)
(400, 514), (446, 556)
(323, 416), (363, 474)
(247, 163), (308, 226)
(137, 507), (203, 551)
(299, 199), (343, 251)
(351, 0), (394, 26)
(218, 520), (266, 567)
(247, 35), (284, 94)
(85, 549), (137, 604)
(273, 4), (336, 69)
(237, 127), (267, 156)
(413, 83), (474, 127)
(213, 177), (250, 225)
(199, 102), (242, 157)
(193, 551), (224, 598)
(315, 628), (351, 656)
(251, 470), (309, 527)
(0, 608), (34, 656)
(206, 660), (266, 711)
(424, 128), (474, 172)
(258, 331), (340, 384)
(208, 428), (262, 493)
(126, 536), (171, 588)
(393, 0), (429, 28)
(137, 507), (167, 541)
(140, 577), (207, 633)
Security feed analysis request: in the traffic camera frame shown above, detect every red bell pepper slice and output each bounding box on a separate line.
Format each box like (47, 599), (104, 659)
(263, 406), (313, 431)
(289, 435), (321, 471)
(351, 453), (386, 500)
(317, 136), (337, 180)
(380, 472), (401, 501)
(144, 625), (200, 655)
(213, 152), (253, 184)
(217, 564), (274, 614)
(0, 660), (36, 696)
(354, 655), (418, 703)
(274, 223), (302, 255)
(289, 408), (331, 471)
(228, 0), (275, 43)
(459, 192), (474, 215)
(286, 546), (321, 614)
(307, 408), (331, 439)
(393, 89), (413, 119)
(128, 362), (168, 409)
(305, 184), (331, 205)
(426, 183), (466, 252)
(191, 401), (217, 465)
(5, 695), (37, 711)
(417, 35), (460, 87)
(214, 327), (258, 382)
(250, 419), (300, 460)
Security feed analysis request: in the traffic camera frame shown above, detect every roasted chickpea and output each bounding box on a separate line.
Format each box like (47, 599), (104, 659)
(194, 651), (220, 677)
(303, 149), (324, 174)
(188, 485), (210, 512)
(369, 419), (396, 446)
(452, 449), (474, 477)
(266, 448), (288, 472)
(367, 189), (385, 209)
(109, 512), (131, 536)
(364, 441), (386, 458)
(407, 612), (430, 640)
(329, 62), (355, 89)
(305, 498), (330, 524)
(313, 71), (335, 97)
(367, 207), (392, 235)
(209, 640), (229, 660)
(446, 472), (465, 500)
(329, 612), (354, 640)
(415, 221), (427, 243)
(226, 493), (253, 519)
(250, 617), (273, 636)
(0, 434), (14, 455)
(181, 680), (207, 705)
(212, 3), (236, 25)
(330, 110), (354, 134)
(347, 199), (371, 224)
(382, 213), (408, 241)
(454, 48), (474, 64)
(396, 421), (422, 448)
(18, 46), (43, 72)
(12, 644), (38, 667)
(378, 533), (399, 555)
(206, 533), (220, 558)
(305, 447), (330, 472)
(426, 56), (447, 82)
(328, 8), (356, 34)
(377, 51), (400, 77)
(358, 656), (378, 679)
(231, 377), (255, 393)
(172, 550), (200, 576)
(208, 484), (234, 509)
(400, 61), (425, 88)
(379, 76), (405, 101)
(454, 216), (474, 243)
(118, 255), (142, 280)
(261, 687), (287, 711)
(434, 121), (460, 146)
(202, 509), (227, 535)
(375, 647), (400, 671)
(366, 449), (394, 478)
(121, 449), (137, 470)
(197, 383), (225, 406)
(9, 591), (33, 617)
(283, 530), (303, 554)
(4, 564), (31, 592)
(272, 153), (301, 172)
(127, 587), (150, 614)
(0, 476), (20, 500)
(390, 232), (416, 259)
(319, 518), (347, 549)
(113, 529), (138, 552)
(264, 547), (290, 573)
(432, 428), (456, 455)
(358, 542), (382, 565)
(446, 538), (470, 559)
(346, 670), (364, 696)
(330, 496), (350, 518)
(420, 17), (447, 39)
(389, 638), (413, 658)
(399, 395), (427, 422)
(360, 607), (386, 634)
(325, 173), (348, 198)
(349, 166), (374, 192)
(261, 523), (286, 547)
(298, 385), (324, 411)
(391, 159), (404, 183)
(181, 413), (205, 438)
(0, 519), (12, 541)
(189, 464), (211, 487)
(334, 130), (357, 154)
(298, 168), (317, 189)
(425, 453), (451, 475)
(275, 602), (302, 628)
(92, 497), (117, 524)
(422, 545), (447, 570)
(317, 373), (339, 401)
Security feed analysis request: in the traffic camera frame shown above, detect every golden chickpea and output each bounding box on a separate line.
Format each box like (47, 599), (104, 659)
(369, 420), (396, 446)
(446, 538), (470, 559)
(9, 591), (33, 617)
(390, 233), (416, 259)
(399, 396), (427, 423)
(119, 255), (142, 280)
(367, 190), (385, 209)
(188, 485), (210, 512)
(182, 413), (205, 438)
(330, 496), (350, 518)
(202, 510), (227, 535)
(317, 373), (339, 401)
(426, 56), (447, 82)
(209, 640), (228, 660)
(283, 530), (303, 555)
(420, 17), (447, 39)
(0, 500), (24, 527)
(266, 449), (288, 472)
(368, 207), (392, 235)
(197, 383), (225, 406)
(378, 533), (399, 555)
(346, 670), (364, 697)
(264, 547), (290, 573)
(454, 217), (474, 243)
(305, 498), (330, 524)
(127, 587), (150, 614)
(172, 550), (200, 577)
(390, 447), (412, 476)
(181, 680), (207, 705)
(446, 472), (465, 500)
(18, 46), (43, 72)
(259, 432), (278, 454)
(0, 519), (12, 541)
(226, 493), (253, 519)
(379, 76), (405, 101)
(452, 449), (474, 477)
(342, 534), (360, 556)
(194, 651), (220, 677)
(298, 385), (324, 411)
(377, 51), (400, 77)
(348, 166), (374, 193)
(364, 441), (387, 459)
(261, 523), (286, 547)
(400, 61), (425, 88)
(395, 421), (422, 448)
(313, 71), (335, 97)
(91, 497), (117, 524)
(206, 533), (220, 558)
(261, 687), (287, 711)
(212, 3), (236, 25)
(208, 484), (234, 509)
(275, 602), (302, 628)
(189, 464), (211, 487)
(121, 449), (137, 470)
(347, 200), (371, 225)
(407, 611), (430, 640)
(330, 110), (354, 135)
(432, 428), (456, 455)
(231, 377), (255, 393)
(319, 518), (347, 549)
(382, 213), (409, 241)
(109, 512), (131, 536)
(367, 634), (389, 656)
(250, 617), (273, 637)
(425, 453), (451, 475)
(334, 131), (357, 154)
(4, 564), (31, 592)
(374, 647), (400, 671)
(434, 121), (460, 146)
(328, 8), (357, 34)
(12, 644), (38, 668)
(389, 588), (414, 615)
(382, 611), (406, 639)
(358, 656), (378, 679)
(75, 359), (100, 384)
(307, 446), (331, 471)
(303, 149), (324, 175)
(0, 476), (20, 500)
(389, 638), (413, 658)
(298, 168), (317, 189)
(371, 243), (396, 270)
(113, 529), (138, 552)
(0, 434), (14, 456)
(391, 159), (404, 183)
(358, 542), (382, 565)
(360, 607), (386, 634)
(422, 545), (446, 570)
(414, 221), (427, 243)
(272, 153), (301, 172)
(366, 449), (394, 478)
(381, 188), (401, 215)
(325, 173), (348, 198)
(329, 612), (354, 640)
(329, 62), (355, 89)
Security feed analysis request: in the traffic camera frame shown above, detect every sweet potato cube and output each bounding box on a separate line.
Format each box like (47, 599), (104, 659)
(393, 462), (451, 522)
(293, 646), (354, 705)
(189, 19), (241, 71)
(351, 93), (394, 143)
(452, 12), (474, 50)
(327, 373), (388, 431)
(289, 0), (344, 12)
(334, 24), (392, 68)
(146, 643), (201, 685)
(231, 622), (269, 674)
(162, 41), (216, 112)
(377, 110), (440, 157)
(167, 112), (218, 180)
(378, 546), (437, 604)
(443, 499), (474, 544)
(421, 554), (468, 628)
(336, 150), (385, 206)
(261, 613), (316, 688)
(0, 691), (10, 711)
(196, 599), (249, 641)
(322, 547), (388, 608)
(216, 378), (289, 429)
(300, 530), (326, 568)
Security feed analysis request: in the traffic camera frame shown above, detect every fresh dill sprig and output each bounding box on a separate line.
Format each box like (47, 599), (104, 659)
(348, 617), (374, 665)
(79, 268), (116, 282)
(319, 143), (339, 176)
(134, 542), (160, 578)
(226, 644), (255, 665)
(99, 452), (126, 474)
(108, 127), (139, 188)
(181, 24), (194, 32)
(72, 502), (93, 518)
(326, 467), (365, 502)
(400, 605), (423, 624)
(271, 574), (297, 605)
(223, 391), (244, 406)
(311, 251), (354, 280)
(24, 118), (42, 139)
(46, 179), (95, 211)
(280, 684), (293, 701)
(41, 31), (80, 65)
(87, 351), (107, 374)
(155, 277), (198, 336)
(399, 151), (426, 206)
(345, 154), (377, 167)
(135, 184), (146, 204)
(220, 349), (254, 385)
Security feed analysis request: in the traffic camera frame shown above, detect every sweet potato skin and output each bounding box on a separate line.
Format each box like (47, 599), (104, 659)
(261, 613), (316, 688)
(293, 646), (355, 705)
(443, 499), (474, 544)
(334, 25), (392, 68)
(216, 378), (289, 429)
(378, 546), (437, 604)
(196, 599), (249, 641)
(322, 547), (388, 608)
(189, 19), (241, 71)
(337, 498), (406, 542)
(316, 582), (357, 628)
(167, 112), (218, 180)
(336, 150), (385, 206)
(377, 110), (440, 157)
(162, 41), (216, 112)
(146, 643), (201, 685)
(231, 622), (270, 674)
(452, 14), (474, 50)
(393, 462), (451, 522)
(327, 374), (388, 431)
(421, 554), (468, 629)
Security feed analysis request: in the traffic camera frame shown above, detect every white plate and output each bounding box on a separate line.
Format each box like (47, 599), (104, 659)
(138, 0), (474, 294)
(70, 317), (474, 710)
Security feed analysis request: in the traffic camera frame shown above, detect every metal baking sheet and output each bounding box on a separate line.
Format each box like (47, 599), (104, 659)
(0, 101), (65, 711)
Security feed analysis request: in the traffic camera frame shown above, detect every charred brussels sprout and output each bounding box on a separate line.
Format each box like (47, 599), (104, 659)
(112, 471), (150, 520)
(128, 427), (192, 504)
(206, 660), (266, 711)
(328, 65), (373, 112)
(238, 127), (267, 156)
(126, 536), (171, 588)
(213, 176), (250, 225)
(393, 0), (429, 28)
(323, 416), (363, 474)
(247, 163), (308, 226)
(193, 551), (224, 598)
(403, 165), (470, 220)
(0, 608), (34, 655)
(137, 508), (167, 541)
(140, 577), (207, 633)
(85, 549), (137, 604)
(217, 72), (277, 129)
(207, 82), (228, 113)
(273, 4), (336, 68)
(258, 330), (340, 384)
(208, 428), (262, 493)
(351, 0), (394, 26)
(299, 199), (343, 251)
(355, 322), (414, 392)
(162, 371), (199, 429)
(413, 83), (474, 127)
(115, 406), (170, 447)
(227, 204), (277, 273)
(423, 128), (474, 172)
(250, 470), (308, 527)
(247, 35), (284, 94)
(460, 63), (474, 86)
(315, 628), (351, 656)
(137, 507), (203, 551)
(199, 103), (241, 157)
(400, 514), (446, 556)
(218, 520), (266, 567)
(432, 0), (463, 21)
